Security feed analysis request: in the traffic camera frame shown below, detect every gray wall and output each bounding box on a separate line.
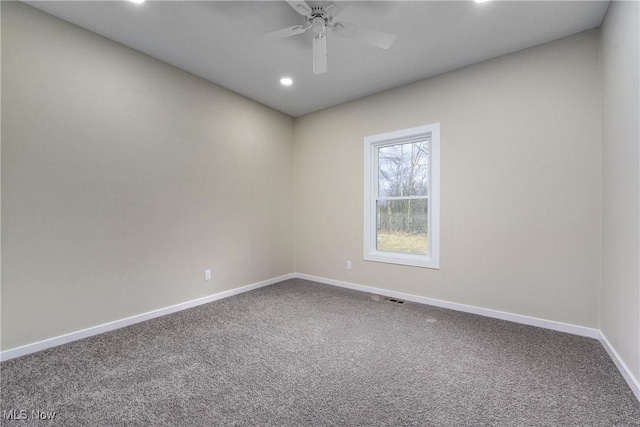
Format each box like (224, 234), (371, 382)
(1, 2), (295, 350)
(601, 0), (640, 381)
(294, 30), (602, 328)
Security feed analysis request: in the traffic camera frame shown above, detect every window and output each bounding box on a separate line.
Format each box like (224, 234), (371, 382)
(363, 124), (440, 269)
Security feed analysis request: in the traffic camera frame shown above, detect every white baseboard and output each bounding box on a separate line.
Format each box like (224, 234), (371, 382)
(3, 271), (639, 405)
(599, 331), (640, 401)
(295, 273), (601, 339)
(0, 273), (296, 362)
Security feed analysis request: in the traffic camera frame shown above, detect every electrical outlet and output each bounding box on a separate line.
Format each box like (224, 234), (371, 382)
(204, 269), (212, 280)
(346, 260), (352, 270)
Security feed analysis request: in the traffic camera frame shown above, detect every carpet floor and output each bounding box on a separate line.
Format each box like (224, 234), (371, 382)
(1, 278), (639, 426)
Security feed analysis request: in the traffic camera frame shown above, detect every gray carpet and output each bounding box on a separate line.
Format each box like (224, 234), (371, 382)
(1, 278), (639, 426)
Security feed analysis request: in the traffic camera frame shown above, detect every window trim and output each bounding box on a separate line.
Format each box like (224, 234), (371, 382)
(363, 123), (440, 269)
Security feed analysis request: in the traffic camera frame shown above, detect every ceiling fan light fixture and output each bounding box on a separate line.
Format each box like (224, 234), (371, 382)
(311, 17), (326, 34)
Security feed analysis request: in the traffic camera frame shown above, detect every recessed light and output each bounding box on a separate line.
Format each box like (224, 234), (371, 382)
(474, 0), (490, 3)
(280, 77), (293, 86)
(129, 0), (145, 4)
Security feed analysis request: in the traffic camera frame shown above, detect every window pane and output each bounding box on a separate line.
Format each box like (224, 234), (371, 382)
(378, 140), (429, 198)
(376, 199), (428, 255)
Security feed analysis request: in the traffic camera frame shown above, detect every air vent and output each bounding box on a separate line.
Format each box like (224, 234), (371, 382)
(382, 297), (405, 304)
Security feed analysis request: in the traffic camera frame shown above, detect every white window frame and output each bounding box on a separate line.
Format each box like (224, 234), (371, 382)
(363, 123), (440, 269)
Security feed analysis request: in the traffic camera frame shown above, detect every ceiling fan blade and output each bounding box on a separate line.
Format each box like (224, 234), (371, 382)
(324, 2), (347, 19)
(286, 0), (312, 16)
(259, 24), (308, 42)
(313, 33), (328, 75)
(333, 22), (396, 49)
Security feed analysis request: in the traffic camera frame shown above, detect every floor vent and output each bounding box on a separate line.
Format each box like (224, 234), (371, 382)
(382, 297), (405, 304)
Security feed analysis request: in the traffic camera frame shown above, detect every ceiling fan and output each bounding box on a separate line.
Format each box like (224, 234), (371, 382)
(261, 1), (396, 75)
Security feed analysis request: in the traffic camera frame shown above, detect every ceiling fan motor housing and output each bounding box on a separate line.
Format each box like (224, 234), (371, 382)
(310, 5), (325, 16)
(309, 5), (329, 33)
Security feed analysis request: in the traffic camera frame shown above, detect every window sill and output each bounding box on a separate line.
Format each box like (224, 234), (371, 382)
(363, 251), (440, 269)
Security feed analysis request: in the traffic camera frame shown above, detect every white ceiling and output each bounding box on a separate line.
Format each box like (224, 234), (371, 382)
(25, 1), (610, 117)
